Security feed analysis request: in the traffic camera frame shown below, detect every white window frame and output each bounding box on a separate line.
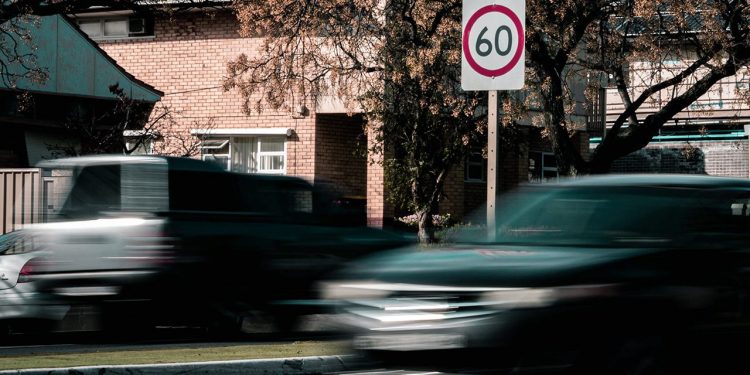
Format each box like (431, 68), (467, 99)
(123, 130), (155, 155)
(199, 136), (286, 175)
(78, 17), (129, 39)
(200, 139), (230, 170)
(125, 138), (153, 155)
(76, 16), (151, 40)
(256, 137), (286, 174)
(529, 151), (559, 183)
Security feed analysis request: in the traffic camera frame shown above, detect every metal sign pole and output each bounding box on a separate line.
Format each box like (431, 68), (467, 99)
(461, 0), (525, 241)
(487, 90), (498, 241)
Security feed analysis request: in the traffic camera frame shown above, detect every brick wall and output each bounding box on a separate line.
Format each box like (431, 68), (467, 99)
(95, 10), (609, 227)
(442, 165), (465, 220)
(608, 140), (748, 178)
(96, 11), (317, 180)
(365, 124), (394, 227)
(314, 114), (367, 197)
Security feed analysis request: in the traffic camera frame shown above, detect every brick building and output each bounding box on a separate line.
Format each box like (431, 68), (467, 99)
(72, 6), (594, 227)
(74, 9), (382, 219)
(598, 59), (750, 178)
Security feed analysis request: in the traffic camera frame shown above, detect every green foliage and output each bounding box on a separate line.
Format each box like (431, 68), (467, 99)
(396, 213), (452, 229)
(228, 0), (490, 243)
(435, 222), (485, 244)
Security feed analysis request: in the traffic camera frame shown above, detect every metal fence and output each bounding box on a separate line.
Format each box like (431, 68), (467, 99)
(0, 169), (43, 235)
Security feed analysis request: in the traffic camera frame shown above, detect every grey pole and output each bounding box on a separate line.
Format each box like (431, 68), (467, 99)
(487, 90), (498, 241)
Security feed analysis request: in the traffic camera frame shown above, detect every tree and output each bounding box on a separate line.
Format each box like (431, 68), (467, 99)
(43, 84), (216, 158)
(151, 117), (217, 157)
(524, 0), (750, 174)
(43, 84), (168, 156)
(225, 0), (492, 243)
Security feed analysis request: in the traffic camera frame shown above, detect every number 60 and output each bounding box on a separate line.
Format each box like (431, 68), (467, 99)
(475, 26), (512, 57)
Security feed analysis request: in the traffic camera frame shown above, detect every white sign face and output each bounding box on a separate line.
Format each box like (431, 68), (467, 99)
(461, 0), (525, 91)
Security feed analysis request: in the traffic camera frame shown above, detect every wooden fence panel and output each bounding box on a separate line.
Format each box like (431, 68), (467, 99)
(0, 169), (42, 235)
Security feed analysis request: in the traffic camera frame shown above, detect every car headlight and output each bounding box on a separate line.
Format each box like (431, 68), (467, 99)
(480, 284), (617, 309)
(320, 281), (502, 300)
(319, 281), (394, 300)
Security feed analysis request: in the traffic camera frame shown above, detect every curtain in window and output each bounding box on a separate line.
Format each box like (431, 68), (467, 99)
(231, 137), (256, 173)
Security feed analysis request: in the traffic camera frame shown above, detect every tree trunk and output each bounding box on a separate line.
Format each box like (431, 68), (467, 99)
(416, 207), (435, 244)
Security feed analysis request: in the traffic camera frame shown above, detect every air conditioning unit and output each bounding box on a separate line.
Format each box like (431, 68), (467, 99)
(128, 18), (146, 35)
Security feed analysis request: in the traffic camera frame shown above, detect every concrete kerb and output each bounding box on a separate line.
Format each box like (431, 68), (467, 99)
(0, 354), (371, 375)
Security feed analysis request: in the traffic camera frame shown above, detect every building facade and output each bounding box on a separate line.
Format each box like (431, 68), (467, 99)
(73, 6), (598, 227)
(75, 8), (401, 224)
(599, 57), (750, 178)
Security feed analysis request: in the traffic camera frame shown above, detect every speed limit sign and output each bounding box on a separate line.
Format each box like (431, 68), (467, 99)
(461, 0), (525, 90)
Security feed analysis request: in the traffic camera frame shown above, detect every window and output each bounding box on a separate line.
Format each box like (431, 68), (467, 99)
(200, 139), (230, 170)
(465, 152), (487, 182)
(125, 138), (153, 155)
(528, 151), (558, 183)
(77, 16), (152, 40)
(200, 136), (286, 174)
(258, 137), (285, 173)
(123, 130), (156, 155)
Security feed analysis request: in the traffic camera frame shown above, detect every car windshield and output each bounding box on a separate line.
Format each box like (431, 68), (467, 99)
(45, 161), (168, 221)
(463, 185), (750, 247)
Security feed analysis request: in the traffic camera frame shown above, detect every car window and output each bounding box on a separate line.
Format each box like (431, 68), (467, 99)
(61, 165), (121, 218)
(686, 193), (750, 236)
(0, 232), (34, 255)
(487, 186), (692, 246)
(479, 185), (750, 247)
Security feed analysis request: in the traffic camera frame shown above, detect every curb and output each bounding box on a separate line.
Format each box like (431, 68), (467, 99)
(0, 355), (371, 375)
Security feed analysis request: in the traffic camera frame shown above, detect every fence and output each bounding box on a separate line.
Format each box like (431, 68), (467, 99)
(0, 169), (43, 235)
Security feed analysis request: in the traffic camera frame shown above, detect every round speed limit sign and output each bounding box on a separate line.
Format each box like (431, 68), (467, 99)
(461, 0), (525, 91)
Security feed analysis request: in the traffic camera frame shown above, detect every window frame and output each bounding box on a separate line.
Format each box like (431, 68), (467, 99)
(256, 137), (286, 175)
(464, 151), (487, 183)
(528, 151), (559, 184)
(124, 138), (153, 155)
(76, 16), (152, 40)
(200, 136), (286, 175)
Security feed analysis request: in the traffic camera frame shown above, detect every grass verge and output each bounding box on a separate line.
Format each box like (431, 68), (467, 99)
(0, 340), (352, 370)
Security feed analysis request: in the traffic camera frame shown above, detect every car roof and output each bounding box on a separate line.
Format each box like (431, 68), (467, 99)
(545, 174), (750, 189)
(37, 155), (226, 172)
(36, 155), (313, 186)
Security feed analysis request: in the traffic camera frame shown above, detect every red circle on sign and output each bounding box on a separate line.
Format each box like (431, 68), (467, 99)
(463, 4), (524, 77)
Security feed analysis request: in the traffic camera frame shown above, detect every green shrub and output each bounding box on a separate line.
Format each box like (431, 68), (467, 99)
(396, 213), (453, 229)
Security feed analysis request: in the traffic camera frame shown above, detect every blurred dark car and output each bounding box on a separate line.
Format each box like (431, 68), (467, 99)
(322, 175), (750, 374)
(22, 155), (408, 333)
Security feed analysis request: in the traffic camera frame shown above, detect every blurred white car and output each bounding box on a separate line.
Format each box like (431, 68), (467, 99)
(0, 230), (68, 334)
